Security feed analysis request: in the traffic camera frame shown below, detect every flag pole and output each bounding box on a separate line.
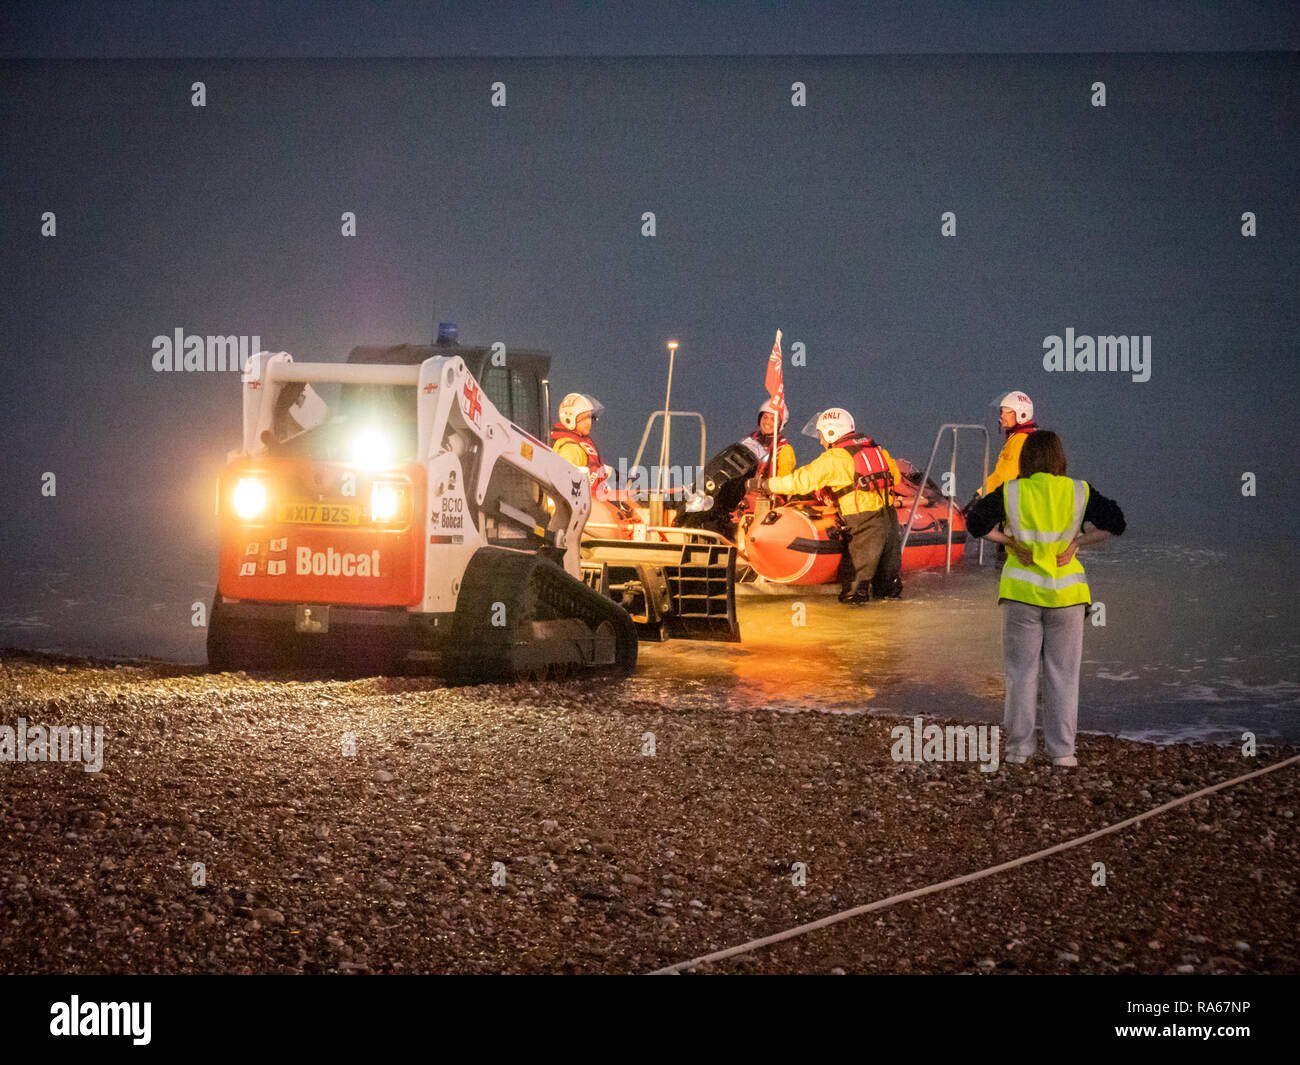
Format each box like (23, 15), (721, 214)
(769, 329), (783, 482)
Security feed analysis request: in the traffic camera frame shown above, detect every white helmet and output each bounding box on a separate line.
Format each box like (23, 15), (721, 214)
(997, 391), (1034, 425)
(757, 398), (787, 428)
(558, 392), (603, 431)
(802, 407), (855, 444)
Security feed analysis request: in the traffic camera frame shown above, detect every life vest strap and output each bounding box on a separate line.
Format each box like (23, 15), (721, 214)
(831, 439), (894, 501)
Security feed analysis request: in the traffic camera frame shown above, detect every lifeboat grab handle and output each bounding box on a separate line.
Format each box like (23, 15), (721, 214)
(631, 411), (708, 490)
(899, 424), (990, 573)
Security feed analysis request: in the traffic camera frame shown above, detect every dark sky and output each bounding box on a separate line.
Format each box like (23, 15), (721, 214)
(3, 1), (1298, 57)
(1, 7), (1297, 596)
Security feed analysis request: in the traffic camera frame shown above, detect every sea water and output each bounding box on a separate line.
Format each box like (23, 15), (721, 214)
(636, 537), (1300, 746)
(0, 537), (1296, 745)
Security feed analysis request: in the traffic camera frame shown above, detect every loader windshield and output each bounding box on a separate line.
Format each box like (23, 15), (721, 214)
(266, 383), (417, 464)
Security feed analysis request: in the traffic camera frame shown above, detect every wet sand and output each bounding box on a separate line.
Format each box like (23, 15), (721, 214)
(0, 649), (1296, 974)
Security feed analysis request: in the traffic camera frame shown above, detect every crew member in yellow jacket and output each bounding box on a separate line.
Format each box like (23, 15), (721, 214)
(550, 392), (610, 498)
(757, 407), (902, 604)
(971, 390), (1037, 502)
(754, 398), (798, 478)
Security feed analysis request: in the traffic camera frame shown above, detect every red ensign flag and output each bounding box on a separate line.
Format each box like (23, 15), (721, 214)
(764, 329), (787, 480)
(765, 329), (787, 422)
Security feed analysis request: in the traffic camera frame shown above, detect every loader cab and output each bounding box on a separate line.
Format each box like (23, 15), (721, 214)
(345, 341), (551, 441)
(346, 339), (556, 553)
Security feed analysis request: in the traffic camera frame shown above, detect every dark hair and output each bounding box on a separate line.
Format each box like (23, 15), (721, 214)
(1018, 430), (1067, 477)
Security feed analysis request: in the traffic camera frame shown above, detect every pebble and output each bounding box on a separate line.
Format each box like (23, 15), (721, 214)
(3, 652), (1295, 976)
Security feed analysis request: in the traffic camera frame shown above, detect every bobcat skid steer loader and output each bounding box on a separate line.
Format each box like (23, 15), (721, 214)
(208, 339), (736, 682)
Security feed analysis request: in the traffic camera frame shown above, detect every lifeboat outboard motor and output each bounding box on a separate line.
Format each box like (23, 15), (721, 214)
(675, 437), (767, 538)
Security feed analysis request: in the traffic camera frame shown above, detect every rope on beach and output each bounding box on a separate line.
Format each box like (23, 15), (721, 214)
(650, 751), (1300, 975)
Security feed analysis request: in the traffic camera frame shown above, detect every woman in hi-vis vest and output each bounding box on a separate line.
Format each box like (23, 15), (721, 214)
(965, 431), (1126, 766)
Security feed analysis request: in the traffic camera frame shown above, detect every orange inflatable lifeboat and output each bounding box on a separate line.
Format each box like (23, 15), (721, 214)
(585, 445), (967, 586)
(737, 459), (968, 585)
(584, 491), (669, 541)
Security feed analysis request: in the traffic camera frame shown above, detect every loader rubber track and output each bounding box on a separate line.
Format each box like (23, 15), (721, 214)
(443, 547), (638, 685)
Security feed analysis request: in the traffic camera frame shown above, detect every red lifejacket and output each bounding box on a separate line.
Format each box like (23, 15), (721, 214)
(1008, 419), (1037, 438)
(831, 434), (894, 502)
(747, 430), (791, 471)
(551, 424), (607, 494)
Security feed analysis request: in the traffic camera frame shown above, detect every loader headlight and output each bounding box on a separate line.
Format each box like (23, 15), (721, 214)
(349, 428), (392, 470)
(370, 481), (408, 523)
(233, 477), (268, 520)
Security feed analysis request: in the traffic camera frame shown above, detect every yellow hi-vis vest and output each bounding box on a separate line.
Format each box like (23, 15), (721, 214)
(998, 473), (1092, 607)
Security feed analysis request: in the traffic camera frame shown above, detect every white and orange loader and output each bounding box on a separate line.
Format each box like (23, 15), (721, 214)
(209, 337), (737, 682)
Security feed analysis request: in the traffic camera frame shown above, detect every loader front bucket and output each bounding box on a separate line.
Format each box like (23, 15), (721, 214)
(581, 532), (740, 643)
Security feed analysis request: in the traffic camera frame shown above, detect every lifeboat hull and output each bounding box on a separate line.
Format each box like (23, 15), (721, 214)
(737, 460), (968, 585)
(586, 495), (642, 540)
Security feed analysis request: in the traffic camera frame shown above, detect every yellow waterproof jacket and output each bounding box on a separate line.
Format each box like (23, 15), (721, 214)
(980, 426), (1034, 497)
(768, 441), (900, 516)
(744, 433), (796, 477)
(554, 438), (590, 471)
(551, 426), (610, 498)
(767, 440), (797, 477)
